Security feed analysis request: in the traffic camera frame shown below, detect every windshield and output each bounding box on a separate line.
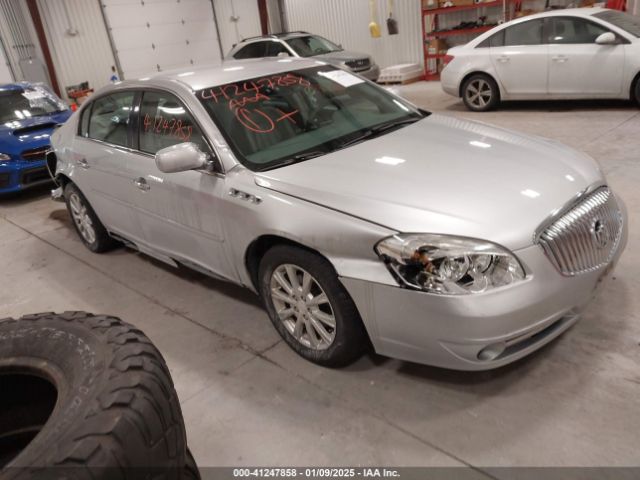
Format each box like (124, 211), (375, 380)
(196, 66), (424, 171)
(0, 86), (65, 123)
(594, 10), (640, 37)
(285, 36), (342, 57)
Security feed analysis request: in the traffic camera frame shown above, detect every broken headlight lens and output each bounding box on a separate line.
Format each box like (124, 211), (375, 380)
(375, 234), (525, 295)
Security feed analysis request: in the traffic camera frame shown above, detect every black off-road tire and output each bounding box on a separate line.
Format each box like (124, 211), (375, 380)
(0, 312), (191, 479)
(64, 182), (118, 253)
(461, 73), (500, 112)
(259, 245), (369, 367)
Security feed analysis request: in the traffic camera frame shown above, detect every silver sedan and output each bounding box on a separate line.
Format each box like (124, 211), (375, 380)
(49, 58), (627, 370)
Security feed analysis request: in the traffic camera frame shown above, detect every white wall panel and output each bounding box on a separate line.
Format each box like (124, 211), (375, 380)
(37, 0), (117, 96)
(213, 0), (263, 55)
(282, 0), (423, 69)
(102, 0), (222, 79)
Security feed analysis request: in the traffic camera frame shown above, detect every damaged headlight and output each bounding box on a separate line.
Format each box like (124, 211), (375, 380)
(375, 234), (525, 295)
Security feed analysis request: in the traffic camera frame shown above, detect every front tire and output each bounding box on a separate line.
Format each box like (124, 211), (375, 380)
(633, 76), (640, 108)
(259, 245), (368, 367)
(64, 182), (117, 253)
(462, 74), (500, 112)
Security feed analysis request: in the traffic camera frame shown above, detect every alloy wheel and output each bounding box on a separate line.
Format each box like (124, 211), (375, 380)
(270, 264), (336, 350)
(69, 193), (96, 245)
(466, 79), (493, 109)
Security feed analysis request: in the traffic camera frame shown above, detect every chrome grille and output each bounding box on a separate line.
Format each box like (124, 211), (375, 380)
(537, 187), (623, 276)
(345, 58), (370, 71)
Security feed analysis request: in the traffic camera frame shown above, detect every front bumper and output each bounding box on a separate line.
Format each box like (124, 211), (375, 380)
(0, 160), (51, 194)
(341, 200), (628, 370)
(355, 64), (380, 82)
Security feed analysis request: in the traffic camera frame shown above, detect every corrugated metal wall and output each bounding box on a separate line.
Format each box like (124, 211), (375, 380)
(283, 0), (423, 69)
(0, 0), (49, 85)
(37, 0), (116, 96)
(214, 0), (263, 55)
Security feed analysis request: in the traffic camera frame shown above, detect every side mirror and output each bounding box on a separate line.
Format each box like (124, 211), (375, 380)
(155, 142), (209, 173)
(277, 51), (291, 57)
(595, 32), (617, 45)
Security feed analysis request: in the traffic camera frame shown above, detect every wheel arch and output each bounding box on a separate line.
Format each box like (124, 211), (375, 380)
(244, 234), (337, 292)
(458, 70), (501, 98)
(630, 71), (640, 102)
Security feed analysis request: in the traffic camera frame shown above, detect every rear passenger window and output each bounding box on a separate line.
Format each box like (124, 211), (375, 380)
(87, 92), (134, 147)
(138, 91), (207, 155)
(234, 42), (267, 59)
(478, 30), (505, 48)
(504, 19), (545, 46)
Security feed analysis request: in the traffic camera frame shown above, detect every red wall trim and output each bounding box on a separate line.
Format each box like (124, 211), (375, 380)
(25, 0), (61, 96)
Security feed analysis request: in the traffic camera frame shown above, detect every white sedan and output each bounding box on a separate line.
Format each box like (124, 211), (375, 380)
(441, 8), (640, 111)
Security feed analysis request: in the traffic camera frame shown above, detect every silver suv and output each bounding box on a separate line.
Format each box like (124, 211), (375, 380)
(227, 31), (380, 81)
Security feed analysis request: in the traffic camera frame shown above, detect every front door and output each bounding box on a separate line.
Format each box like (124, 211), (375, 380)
(547, 17), (625, 96)
(127, 90), (234, 279)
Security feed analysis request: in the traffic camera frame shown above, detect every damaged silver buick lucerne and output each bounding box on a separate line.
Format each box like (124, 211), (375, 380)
(47, 57), (627, 370)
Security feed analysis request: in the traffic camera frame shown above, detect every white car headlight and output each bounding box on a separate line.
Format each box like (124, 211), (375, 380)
(0, 153), (11, 161)
(375, 234), (525, 295)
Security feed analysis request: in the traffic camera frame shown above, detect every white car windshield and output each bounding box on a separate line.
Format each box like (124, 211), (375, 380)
(285, 36), (342, 57)
(196, 66), (425, 171)
(594, 10), (640, 37)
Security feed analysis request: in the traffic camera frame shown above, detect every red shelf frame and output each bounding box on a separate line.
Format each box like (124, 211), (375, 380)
(425, 24), (497, 40)
(422, 0), (522, 80)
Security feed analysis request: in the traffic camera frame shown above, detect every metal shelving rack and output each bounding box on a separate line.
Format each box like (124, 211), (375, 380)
(422, 0), (522, 80)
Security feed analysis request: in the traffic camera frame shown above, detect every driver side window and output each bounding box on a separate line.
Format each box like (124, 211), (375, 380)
(548, 17), (611, 44)
(138, 91), (207, 155)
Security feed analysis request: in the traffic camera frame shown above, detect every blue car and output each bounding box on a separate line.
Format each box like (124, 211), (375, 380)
(0, 82), (71, 194)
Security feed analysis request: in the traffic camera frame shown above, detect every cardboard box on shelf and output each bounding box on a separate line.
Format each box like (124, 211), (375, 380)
(427, 38), (449, 55)
(514, 8), (538, 17)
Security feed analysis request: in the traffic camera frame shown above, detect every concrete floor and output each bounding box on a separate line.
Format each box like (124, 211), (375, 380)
(1, 82), (639, 471)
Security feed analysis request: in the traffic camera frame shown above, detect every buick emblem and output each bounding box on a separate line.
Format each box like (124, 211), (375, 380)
(591, 219), (609, 249)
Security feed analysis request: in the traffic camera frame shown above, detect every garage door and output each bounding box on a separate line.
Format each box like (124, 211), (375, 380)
(101, 0), (222, 80)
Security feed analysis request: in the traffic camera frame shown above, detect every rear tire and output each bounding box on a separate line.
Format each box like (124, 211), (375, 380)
(64, 182), (118, 253)
(259, 245), (368, 367)
(462, 73), (500, 112)
(633, 76), (640, 108)
(0, 312), (189, 477)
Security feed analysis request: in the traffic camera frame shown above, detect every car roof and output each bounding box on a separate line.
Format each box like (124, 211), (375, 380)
(126, 57), (327, 91)
(505, 7), (610, 23)
(241, 31), (311, 43)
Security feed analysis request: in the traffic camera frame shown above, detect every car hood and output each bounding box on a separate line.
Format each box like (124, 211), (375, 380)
(256, 114), (605, 250)
(0, 110), (72, 157)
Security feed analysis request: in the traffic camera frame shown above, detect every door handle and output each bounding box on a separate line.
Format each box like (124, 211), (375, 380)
(497, 55), (510, 63)
(134, 177), (150, 191)
(77, 158), (89, 169)
(552, 55), (568, 63)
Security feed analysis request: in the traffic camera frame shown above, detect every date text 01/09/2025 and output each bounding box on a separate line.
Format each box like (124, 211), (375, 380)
(232, 468), (401, 478)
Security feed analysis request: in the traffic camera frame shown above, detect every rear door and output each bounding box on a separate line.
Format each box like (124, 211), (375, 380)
(71, 91), (143, 240)
(490, 19), (549, 97)
(126, 89), (233, 278)
(547, 16), (625, 96)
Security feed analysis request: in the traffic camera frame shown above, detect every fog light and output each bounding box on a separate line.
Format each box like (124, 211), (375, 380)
(477, 343), (506, 361)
